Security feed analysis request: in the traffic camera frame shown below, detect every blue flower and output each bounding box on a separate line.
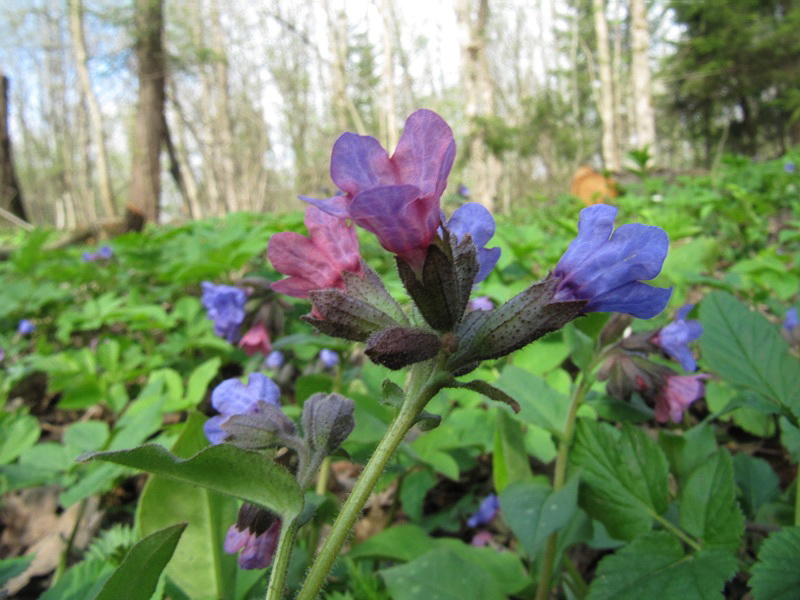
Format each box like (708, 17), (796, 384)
(203, 373), (282, 445)
(458, 184), (471, 198)
(82, 245), (113, 262)
(265, 350), (285, 370)
(785, 162), (796, 174)
(201, 282), (247, 343)
(467, 493), (500, 527)
(784, 307), (798, 331)
(319, 348), (340, 368)
(17, 319), (35, 335)
(655, 304), (703, 371)
(553, 205), (671, 319)
(445, 203), (501, 283)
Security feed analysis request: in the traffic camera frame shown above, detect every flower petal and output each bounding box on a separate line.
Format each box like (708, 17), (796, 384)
(330, 132), (395, 195)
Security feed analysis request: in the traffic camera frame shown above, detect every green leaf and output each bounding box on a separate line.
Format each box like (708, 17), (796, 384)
(732, 453), (780, 518)
(95, 523), (186, 600)
(679, 449), (744, 551)
(699, 292), (800, 416)
(381, 548), (506, 600)
(658, 424), (717, 485)
(500, 477), (579, 557)
(84, 441), (303, 520)
(0, 555), (33, 587)
(492, 409), (533, 492)
(136, 413), (239, 600)
(294, 374), (334, 405)
(347, 524), (439, 562)
(750, 526), (800, 600)
(0, 410), (40, 465)
(587, 532), (737, 600)
(571, 420), (669, 540)
(39, 559), (115, 600)
(181, 357), (221, 410)
(494, 366), (568, 434)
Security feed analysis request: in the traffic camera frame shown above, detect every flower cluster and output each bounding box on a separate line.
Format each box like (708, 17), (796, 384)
(204, 372), (355, 569)
(82, 245), (113, 262)
(598, 304), (708, 423)
(201, 281), (276, 356)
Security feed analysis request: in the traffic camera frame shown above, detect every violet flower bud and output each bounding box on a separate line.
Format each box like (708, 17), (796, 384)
(654, 374), (709, 423)
(224, 503), (281, 570)
(301, 393), (355, 455)
(238, 322), (272, 357)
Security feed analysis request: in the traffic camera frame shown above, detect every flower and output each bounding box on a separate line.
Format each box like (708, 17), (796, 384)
(203, 373), (282, 445)
(653, 304), (703, 371)
(17, 319), (35, 335)
(785, 162), (796, 174)
(265, 350), (285, 370)
(444, 203), (501, 283)
(201, 282), (247, 343)
(238, 322), (272, 356)
(553, 205), (671, 319)
(458, 183), (471, 198)
(224, 503), (281, 569)
(784, 307), (799, 331)
(319, 348), (340, 368)
(467, 296), (494, 312)
(654, 374), (709, 423)
(467, 493), (500, 527)
(82, 245), (113, 262)
(302, 109), (456, 270)
(268, 205), (363, 298)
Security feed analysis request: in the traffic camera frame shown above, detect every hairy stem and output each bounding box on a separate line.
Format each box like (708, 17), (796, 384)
(265, 518), (299, 600)
(295, 359), (449, 600)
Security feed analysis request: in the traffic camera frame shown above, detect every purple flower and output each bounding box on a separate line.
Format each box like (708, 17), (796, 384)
(458, 184), (471, 198)
(224, 504), (281, 569)
(265, 350), (285, 370)
(17, 319), (35, 335)
(654, 374), (709, 423)
(268, 205), (363, 298)
(553, 205), (671, 319)
(201, 282), (247, 343)
(467, 493), (500, 527)
(785, 162), (796, 174)
(654, 304), (703, 371)
(319, 348), (340, 368)
(467, 296), (494, 312)
(82, 245), (113, 262)
(444, 203), (501, 283)
(238, 322), (272, 356)
(784, 307), (798, 331)
(302, 109), (456, 270)
(203, 373), (282, 445)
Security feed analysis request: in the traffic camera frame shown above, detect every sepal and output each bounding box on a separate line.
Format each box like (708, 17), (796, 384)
(304, 288), (402, 342)
(222, 401), (299, 449)
(365, 326), (441, 370)
(396, 230), (479, 332)
(448, 278), (586, 372)
(446, 378), (521, 413)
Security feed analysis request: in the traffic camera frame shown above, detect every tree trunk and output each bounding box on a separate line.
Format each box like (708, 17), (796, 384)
(128, 0), (166, 226)
(0, 75), (28, 226)
(630, 0), (657, 165)
(68, 0), (116, 218)
(456, 0), (501, 212)
(592, 0), (621, 171)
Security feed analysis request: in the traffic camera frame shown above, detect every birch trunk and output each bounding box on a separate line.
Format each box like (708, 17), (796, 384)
(630, 0), (657, 164)
(592, 0), (621, 171)
(67, 0), (115, 218)
(456, 0), (501, 212)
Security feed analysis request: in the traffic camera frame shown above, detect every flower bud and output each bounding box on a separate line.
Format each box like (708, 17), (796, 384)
(302, 393), (355, 455)
(222, 401), (298, 449)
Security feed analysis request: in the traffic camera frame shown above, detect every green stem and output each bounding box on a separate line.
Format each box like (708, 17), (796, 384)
(265, 519), (299, 600)
(796, 472), (800, 527)
(535, 374), (592, 600)
(295, 361), (448, 600)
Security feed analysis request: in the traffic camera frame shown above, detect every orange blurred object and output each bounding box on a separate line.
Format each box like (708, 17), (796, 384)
(570, 166), (618, 206)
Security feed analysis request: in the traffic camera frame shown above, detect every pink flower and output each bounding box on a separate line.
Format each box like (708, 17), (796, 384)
(238, 322), (272, 356)
(654, 374), (709, 423)
(268, 205), (363, 298)
(224, 517), (281, 570)
(302, 109), (456, 270)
